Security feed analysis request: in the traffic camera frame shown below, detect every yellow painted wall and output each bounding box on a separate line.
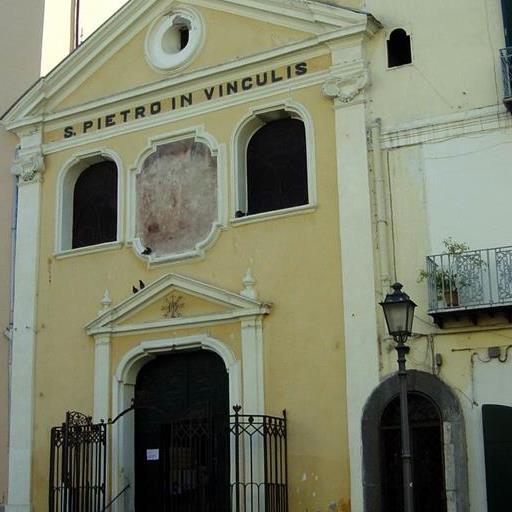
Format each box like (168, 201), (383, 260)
(55, 5), (314, 111)
(30, 33), (351, 509)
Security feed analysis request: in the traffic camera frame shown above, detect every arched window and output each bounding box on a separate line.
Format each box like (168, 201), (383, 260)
(58, 155), (119, 252)
(234, 107), (313, 219)
(380, 393), (447, 512)
(72, 161), (118, 249)
(244, 118), (308, 216)
(387, 28), (412, 68)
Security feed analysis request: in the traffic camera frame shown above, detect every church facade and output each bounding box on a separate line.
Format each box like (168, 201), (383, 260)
(2, 0), (512, 511)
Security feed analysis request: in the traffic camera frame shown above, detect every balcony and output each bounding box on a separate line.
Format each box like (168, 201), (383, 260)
(500, 47), (512, 112)
(425, 245), (512, 327)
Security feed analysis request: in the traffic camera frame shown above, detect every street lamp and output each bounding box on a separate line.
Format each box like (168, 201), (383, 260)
(380, 282), (417, 512)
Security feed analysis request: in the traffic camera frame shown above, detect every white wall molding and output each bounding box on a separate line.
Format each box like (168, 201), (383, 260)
(6, 132), (44, 512)
(54, 148), (124, 253)
(111, 334), (243, 512)
(231, 98), (317, 218)
(127, 125), (227, 265)
(144, 7), (205, 72)
(41, 65), (330, 156)
(2, 0), (377, 126)
(379, 104), (511, 149)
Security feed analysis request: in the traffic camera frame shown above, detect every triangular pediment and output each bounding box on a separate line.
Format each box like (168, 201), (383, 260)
(1, 0), (379, 128)
(85, 273), (271, 336)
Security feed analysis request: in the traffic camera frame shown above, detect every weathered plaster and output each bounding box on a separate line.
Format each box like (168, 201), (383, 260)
(136, 138), (217, 257)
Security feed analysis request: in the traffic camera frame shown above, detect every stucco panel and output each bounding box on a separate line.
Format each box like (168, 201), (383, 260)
(136, 138), (217, 257)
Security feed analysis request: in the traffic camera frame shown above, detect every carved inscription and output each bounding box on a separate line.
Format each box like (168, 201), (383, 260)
(136, 139), (217, 257)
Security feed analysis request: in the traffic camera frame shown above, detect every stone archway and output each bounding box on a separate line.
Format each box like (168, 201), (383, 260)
(361, 370), (469, 512)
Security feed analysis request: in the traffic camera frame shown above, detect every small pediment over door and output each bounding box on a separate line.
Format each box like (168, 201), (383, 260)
(85, 273), (271, 336)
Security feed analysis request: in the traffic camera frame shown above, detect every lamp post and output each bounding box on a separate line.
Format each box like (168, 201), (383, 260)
(380, 282), (417, 512)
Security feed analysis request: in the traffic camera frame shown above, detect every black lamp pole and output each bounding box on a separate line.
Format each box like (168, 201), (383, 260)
(380, 282), (417, 512)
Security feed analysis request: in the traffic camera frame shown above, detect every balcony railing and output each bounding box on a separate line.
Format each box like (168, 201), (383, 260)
(425, 245), (512, 313)
(500, 47), (512, 104)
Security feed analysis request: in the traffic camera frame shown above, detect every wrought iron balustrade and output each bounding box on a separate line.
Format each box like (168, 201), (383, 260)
(49, 406), (288, 512)
(425, 245), (512, 313)
(500, 47), (512, 104)
(49, 412), (108, 512)
(230, 406), (288, 512)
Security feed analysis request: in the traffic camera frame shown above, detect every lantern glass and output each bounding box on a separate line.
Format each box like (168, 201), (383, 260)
(380, 283), (417, 339)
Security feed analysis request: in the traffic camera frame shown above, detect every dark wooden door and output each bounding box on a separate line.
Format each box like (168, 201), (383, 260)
(134, 350), (229, 512)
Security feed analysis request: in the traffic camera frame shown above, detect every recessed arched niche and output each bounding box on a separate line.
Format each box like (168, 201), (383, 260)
(134, 137), (219, 261)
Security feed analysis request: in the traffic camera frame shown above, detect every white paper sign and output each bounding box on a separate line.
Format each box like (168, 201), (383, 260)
(146, 449), (160, 461)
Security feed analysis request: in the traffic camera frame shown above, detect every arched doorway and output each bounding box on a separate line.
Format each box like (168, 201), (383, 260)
(134, 350), (229, 512)
(380, 392), (447, 512)
(362, 370), (469, 512)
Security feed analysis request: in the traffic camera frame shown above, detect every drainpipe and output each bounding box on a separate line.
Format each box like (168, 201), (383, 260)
(371, 119), (392, 298)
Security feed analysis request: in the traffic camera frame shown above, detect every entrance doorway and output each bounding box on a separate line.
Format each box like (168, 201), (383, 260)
(134, 350), (229, 512)
(379, 392), (447, 512)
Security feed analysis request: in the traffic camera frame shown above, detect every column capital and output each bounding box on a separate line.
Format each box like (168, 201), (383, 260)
(94, 333), (111, 346)
(12, 151), (45, 184)
(322, 61), (370, 106)
(11, 128), (45, 184)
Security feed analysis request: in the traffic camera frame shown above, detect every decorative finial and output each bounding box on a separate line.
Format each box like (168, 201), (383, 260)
(241, 268), (257, 299)
(99, 289), (112, 316)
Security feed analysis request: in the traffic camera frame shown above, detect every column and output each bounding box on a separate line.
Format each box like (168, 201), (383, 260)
(7, 131), (44, 512)
(93, 334), (111, 422)
(323, 49), (381, 511)
(240, 316), (264, 414)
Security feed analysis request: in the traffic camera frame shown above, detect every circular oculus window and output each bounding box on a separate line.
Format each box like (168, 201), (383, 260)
(145, 11), (202, 71)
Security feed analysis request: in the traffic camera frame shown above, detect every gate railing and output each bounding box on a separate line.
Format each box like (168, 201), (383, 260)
(50, 405), (288, 512)
(49, 406), (133, 512)
(49, 412), (108, 512)
(231, 406), (288, 512)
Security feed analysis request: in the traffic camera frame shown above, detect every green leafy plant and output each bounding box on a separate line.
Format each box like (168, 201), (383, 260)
(418, 238), (484, 306)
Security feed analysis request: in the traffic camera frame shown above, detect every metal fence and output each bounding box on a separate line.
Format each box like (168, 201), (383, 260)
(49, 406), (288, 512)
(425, 246), (512, 312)
(49, 412), (107, 512)
(501, 47), (512, 100)
(230, 406), (288, 512)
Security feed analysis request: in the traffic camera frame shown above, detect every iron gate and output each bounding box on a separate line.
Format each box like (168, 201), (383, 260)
(49, 406), (288, 512)
(49, 411), (108, 512)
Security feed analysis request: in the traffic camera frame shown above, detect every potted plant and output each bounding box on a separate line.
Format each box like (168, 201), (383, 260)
(418, 238), (474, 307)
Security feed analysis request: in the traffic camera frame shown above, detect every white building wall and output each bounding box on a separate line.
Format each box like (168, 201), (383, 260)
(366, 0), (505, 126)
(424, 127), (512, 252)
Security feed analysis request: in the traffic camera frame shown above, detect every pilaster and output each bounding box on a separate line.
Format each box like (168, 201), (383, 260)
(6, 127), (44, 512)
(240, 316), (264, 415)
(324, 47), (380, 512)
(93, 334), (112, 422)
